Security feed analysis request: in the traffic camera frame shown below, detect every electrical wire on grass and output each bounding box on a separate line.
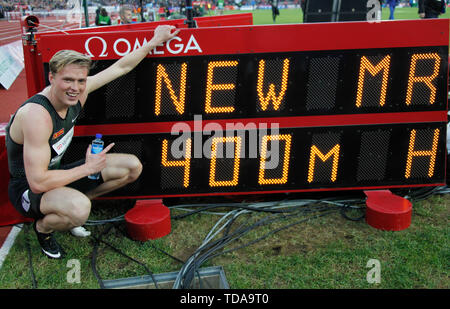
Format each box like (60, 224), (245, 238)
(84, 185), (446, 227)
(174, 208), (337, 289)
(399, 185), (449, 202)
(24, 223), (37, 289)
(169, 201), (292, 220)
(18, 185), (447, 288)
(91, 222), (159, 289)
(174, 200), (364, 288)
(89, 222), (214, 289)
(85, 215), (125, 226)
(169, 185), (450, 288)
(171, 199), (360, 289)
(27, 186), (440, 289)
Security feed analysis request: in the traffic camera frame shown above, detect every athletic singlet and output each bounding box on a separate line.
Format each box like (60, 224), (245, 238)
(5, 94), (82, 179)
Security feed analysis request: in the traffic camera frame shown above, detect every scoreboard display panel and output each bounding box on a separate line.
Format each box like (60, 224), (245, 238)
(35, 19), (448, 198)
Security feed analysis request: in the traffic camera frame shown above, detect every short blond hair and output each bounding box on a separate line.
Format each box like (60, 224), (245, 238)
(119, 5), (132, 18)
(49, 50), (92, 75)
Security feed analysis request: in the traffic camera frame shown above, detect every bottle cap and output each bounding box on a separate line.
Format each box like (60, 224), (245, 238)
(95, 133), (102, 139)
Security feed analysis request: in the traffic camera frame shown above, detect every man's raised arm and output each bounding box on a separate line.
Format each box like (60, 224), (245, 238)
(85, 25), (180, 96)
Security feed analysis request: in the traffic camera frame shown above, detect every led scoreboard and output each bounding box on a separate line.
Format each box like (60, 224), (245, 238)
(35, 19), (448, 198)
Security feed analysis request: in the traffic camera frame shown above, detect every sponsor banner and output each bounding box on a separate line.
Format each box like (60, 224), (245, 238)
(0, 40), (24, 90)
(37, 19), (448, 62)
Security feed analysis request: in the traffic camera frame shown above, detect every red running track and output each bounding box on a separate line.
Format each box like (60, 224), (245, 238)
(0, 17), (83, 45)
(0, 17), (84, 122)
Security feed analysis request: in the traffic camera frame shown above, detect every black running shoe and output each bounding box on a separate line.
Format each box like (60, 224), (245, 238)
(33, 222), (66, 259)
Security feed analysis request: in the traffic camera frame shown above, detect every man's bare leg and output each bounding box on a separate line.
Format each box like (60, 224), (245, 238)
(36, 186), (91, 234)
(36, 154), (141, 233)
(69, 154), (142, 237)
(85, 153), (142, 199)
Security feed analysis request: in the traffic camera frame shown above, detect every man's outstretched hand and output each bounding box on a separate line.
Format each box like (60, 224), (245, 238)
(151, 25), (180, 45)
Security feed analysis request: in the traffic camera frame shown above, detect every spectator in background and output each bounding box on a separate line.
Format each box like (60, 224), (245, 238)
(217, 0), (225, 15)
(269, 0), (280, 23)
(119, 5), (134, 24)
(418, 0), (446, 18)
(95, 7), (111, 26)
(301, 0), (306, 14)
(387, 0), (399, 19)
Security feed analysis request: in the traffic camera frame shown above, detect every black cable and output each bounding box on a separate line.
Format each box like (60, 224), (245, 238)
(91, 223), (159, 289)
(223, 209), (247, 237)
(186, 204), (338, 286)
(146, 237), (215, 289)
(170, 204), (224, 219)
(206, 206), (332, 258)
(178, 209), (321, 288)
(24, 223), (37, 289)
(112, 224), (196, 287)
(340, 206), (366, 222)
(209, 210), (338, 261)
(391, 186), (440, 202)
(177, 210), (267, 288)
(183, 208), (330, 282)
(409, 187), (441, 202)
(100, 220), (214, 289)
(170, 202), (289, 220)
(149, 243), (185, 264)
(198, 205), (330, 256)
(91, 223), (111, 289)
(170, 200), (361, 287)
(177, 204), (338, 288)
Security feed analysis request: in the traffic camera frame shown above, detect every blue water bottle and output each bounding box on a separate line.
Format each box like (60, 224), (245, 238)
(88, 133), (104, 180)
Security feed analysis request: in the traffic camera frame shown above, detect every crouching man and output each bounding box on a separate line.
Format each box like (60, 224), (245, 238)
(5, 25), (179, 259)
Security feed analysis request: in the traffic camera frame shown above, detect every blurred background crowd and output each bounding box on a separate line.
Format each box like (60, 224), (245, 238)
(0, 0), (447, 22)
(0, 0), (441, 13)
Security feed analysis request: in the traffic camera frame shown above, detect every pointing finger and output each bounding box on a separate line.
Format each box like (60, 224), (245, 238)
(101, 143), (115, 154)
(172, 29), (180, 37)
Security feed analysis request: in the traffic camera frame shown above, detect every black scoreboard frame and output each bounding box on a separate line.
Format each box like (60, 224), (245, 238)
(33, 19), (449, 199)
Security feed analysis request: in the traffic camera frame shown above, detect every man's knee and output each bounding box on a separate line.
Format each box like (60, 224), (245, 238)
(67, 194), (91, 226)
(104, 153), (143, 183)
(128, 155), (143, 182)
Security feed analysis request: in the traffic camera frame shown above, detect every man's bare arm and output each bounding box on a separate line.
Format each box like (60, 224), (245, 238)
(22, 104), (111, 193)
(85, 25), (180, 96)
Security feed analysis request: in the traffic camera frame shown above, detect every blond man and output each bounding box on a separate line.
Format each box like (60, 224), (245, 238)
(5, 25), (179, 259)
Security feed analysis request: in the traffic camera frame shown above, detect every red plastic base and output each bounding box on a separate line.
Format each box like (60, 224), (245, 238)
(125, 199), (171, 241)
(364, 190), (412, 231)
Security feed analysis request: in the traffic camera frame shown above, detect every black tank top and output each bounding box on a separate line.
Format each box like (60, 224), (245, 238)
(5, 94), (82, 179)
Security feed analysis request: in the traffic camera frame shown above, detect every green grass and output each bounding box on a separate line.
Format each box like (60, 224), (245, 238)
(215, 194), (449, 289)
(0, 7), (449, 289)
(224, 6), (450, 25)
(0, 192), (448, 289)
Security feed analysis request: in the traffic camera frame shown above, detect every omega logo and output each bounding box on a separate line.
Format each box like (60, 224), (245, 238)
(84, 35), (202, 58)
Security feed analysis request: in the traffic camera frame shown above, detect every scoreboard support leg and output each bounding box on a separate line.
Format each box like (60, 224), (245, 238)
(125, 199), (171, 241)
(364, 190), (412, 231)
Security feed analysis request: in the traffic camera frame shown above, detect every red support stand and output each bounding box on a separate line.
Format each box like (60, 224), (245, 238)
(364, 190), (412, 231)
(125, 199), (171, 241)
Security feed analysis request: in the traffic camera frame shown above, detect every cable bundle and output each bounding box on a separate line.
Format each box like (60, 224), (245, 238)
(21, 185), (448, 288)
(170, 198), (365, 289)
